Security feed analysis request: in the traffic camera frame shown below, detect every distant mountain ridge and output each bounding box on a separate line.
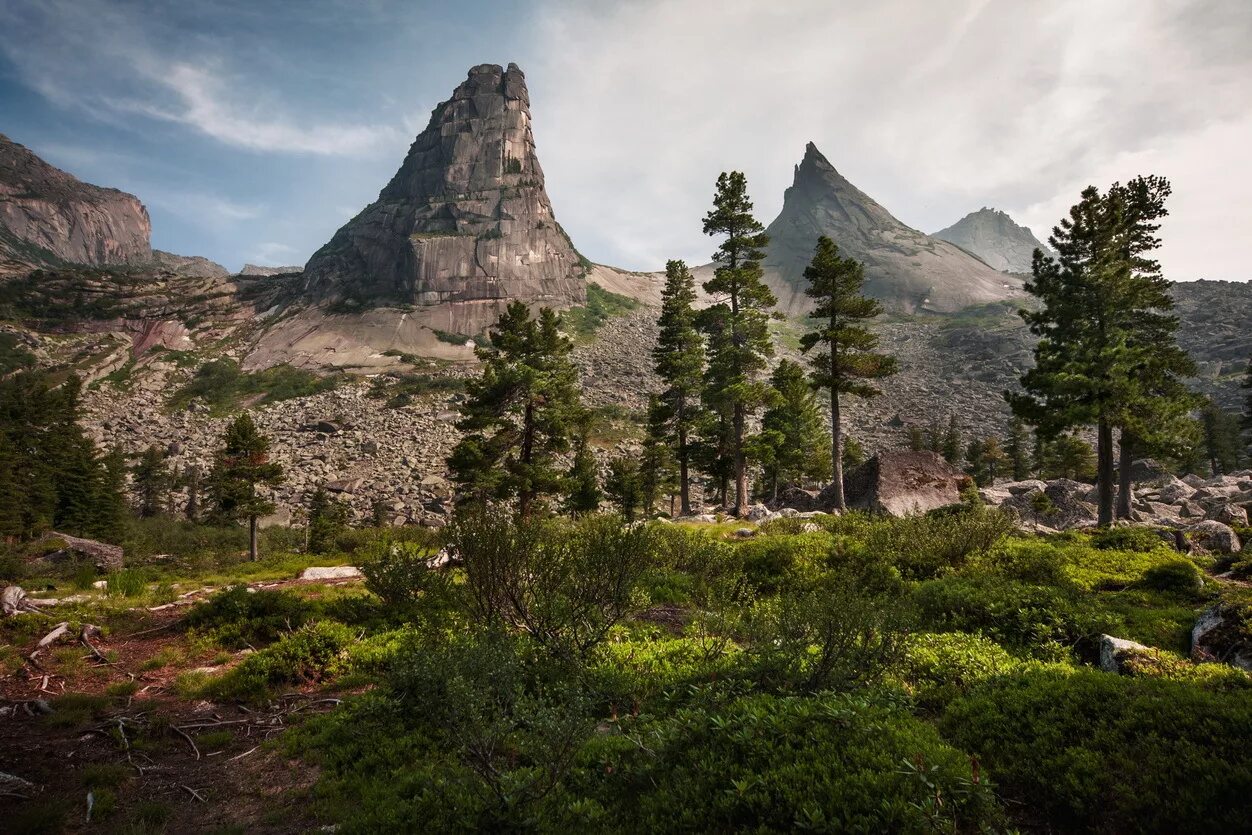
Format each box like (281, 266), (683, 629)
(0, 133), (151, 274)
(933, 207), (1054, 274)
(759, 143), (1023, 314)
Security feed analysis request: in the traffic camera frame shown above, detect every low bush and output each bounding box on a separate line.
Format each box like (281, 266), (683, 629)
(1140, 557), (1203, 593)
(359, 538), (455, 622)
(941, 666), (1252, 831)
(1089, 525), (1166, 552)
(208, 620), (355, 701)
(914, 575), (1112, 658)
(184, 585), (315, 649)
(865, 508), (1014, 579)
(733, 532), (830, 592)
(574, 692), (1000, 833)
(893, 632), (1019, 712)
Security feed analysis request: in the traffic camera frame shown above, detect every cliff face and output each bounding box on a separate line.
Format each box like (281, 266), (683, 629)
(933, 207), (1055, 274)
(300, 63), (585, 323)
(0, 133), (151, 273)
(761, 143), (1022, 314)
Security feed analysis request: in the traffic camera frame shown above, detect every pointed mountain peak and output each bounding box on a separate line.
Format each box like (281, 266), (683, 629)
(933, 207), (1055, 274)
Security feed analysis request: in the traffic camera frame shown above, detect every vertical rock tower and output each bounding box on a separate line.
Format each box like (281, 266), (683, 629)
(301, 63), (586, 323)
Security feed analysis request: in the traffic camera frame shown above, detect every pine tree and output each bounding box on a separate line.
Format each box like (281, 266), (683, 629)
(639, 397), (677, 517)
(132, 445), (173, 518)
(604, 457), (643, 522)
(1005, 418), (1031, 481)
(93, 448), (129, 543)
(842, 436), (866, 472)
(942, 415), (963, 467)
(184, 464), (202, 522)
(1199, 399), (1246, 475)
(307, 486), (349, 554)
(448, 302), (584, 518)
(1008, 176), (1194, 526)
(798, 236), (897, 510)
(908, 425), (925, 452)
(1243, 355), (1252, 455)
(965, 438), (987, 486)
(698, 172), (776, 517)
(563, 414), (601, 517)
(981, 436), (1008, 484)
(1041, 434), (1097, 481)
(926, 417), (943, 454)
(207, 412), (284, 560)
(653, 259), (705, 515)
(758, 359), (832, 501)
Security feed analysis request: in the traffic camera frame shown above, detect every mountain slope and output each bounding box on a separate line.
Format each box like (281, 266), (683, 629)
(760, 143), (1023, 314)
(0, 133), (151, 274)
(933, 207), (1054, 274)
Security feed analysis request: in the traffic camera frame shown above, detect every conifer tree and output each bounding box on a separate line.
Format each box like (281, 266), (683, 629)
(1199, 399), (1246, 476)
(132, 445), (173, 518)
(699, 172), (776, 517)
(926, 418), (943, 454)
(1243, 355), (1252, 455)
(207, 412), (283, 560)
(964, 438), (987, 485)
(981, 436), (1008, 484)
(307, 486), (349, 554)
(799, 236), (897, 510)
(604, 457), (643, 522)
(758, 359), (832, 501)
(942, 415), (963, 467)
(563, 415), (601, 517)
(639, 397), (677, 517)
(908, 425), (925, 452)
(183, 464), (202, 522)
(1008, 175), (1194, 525)
(652, 259), (705, 515)
(1005, 418), (1031, 481)
(842, 436), (866, 472)
(448, 302), (584, 518)
(93, 449), (129, 544)
(1041, 434), (1097, 481)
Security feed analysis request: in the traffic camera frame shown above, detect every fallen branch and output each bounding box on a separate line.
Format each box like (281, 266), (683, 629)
(180, 784), (206, 803)
(171, 724), (201, 760)
(0, 770), (38, 799)
(28, 622), (71, 664)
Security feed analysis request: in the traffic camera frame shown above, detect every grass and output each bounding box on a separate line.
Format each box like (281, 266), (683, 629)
(561, 283), (640, 341)
(166, 358), (343, 414)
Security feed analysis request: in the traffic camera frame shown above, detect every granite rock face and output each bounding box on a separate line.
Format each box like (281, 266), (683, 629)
(761, 143), (1022, 314)
(300, 63), (585, 331)
(933, 207), (1055, 274)
(0, 133), (151, 273)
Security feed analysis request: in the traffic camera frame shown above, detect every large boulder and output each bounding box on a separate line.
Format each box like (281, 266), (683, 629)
(1126, 458), (1170, 482)
(1188, 520), (1242, 555)
(1098, 634), (1153, 674)
(826, 450), (968, 516)
(1001, 479), (1097, 531)
(772, 485), (821, 512)
(1191, 604), (1252, 671)
(31, 532), (123, 572)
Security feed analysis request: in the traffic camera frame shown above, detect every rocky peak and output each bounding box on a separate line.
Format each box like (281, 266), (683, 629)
(763, 142), (1022, 314)
(0, 133), (151, 272)
(298, 62), (586, 330)
(933, 207), (1055, 274)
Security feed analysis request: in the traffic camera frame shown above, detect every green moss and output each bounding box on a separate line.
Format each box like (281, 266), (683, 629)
(561, 283), (640, 342)
(167, 358), (342, 414)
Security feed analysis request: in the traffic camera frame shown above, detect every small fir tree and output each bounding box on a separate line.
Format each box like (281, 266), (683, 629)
(207, 412), (284, 560)
(132, 445), (173, 518)
(652, 259), (705, 515)
(758, 359), (832, 500)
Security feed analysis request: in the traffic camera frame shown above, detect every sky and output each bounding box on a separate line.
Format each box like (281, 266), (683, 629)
(1, 0), (1249, 280)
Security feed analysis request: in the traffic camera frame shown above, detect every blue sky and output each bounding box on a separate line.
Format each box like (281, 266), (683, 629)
(2, 0), (1250, 280)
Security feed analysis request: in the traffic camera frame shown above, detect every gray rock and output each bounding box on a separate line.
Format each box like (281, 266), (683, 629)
(932, 207), (1055, 274)
(830, 450), (968, 516)
(298, 566), (363, 581)
(1192, 604), (1252, 671)
(1188, 520), (1242, 554)
(1098, 634), (1152, 674)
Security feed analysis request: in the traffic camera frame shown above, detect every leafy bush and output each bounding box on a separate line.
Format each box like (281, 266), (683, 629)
(576, 692), (1000, 833)
(733, 532), (830, 592)
(893, 632), (1019, 711)
(184, 585), (314, 649)
(976, 538), (1069, 585)
(1140, 557), (1203, 593)
(1090, 525), (1166, 552)
(942, 666), (1252, 831)
(743, 575), (910, 692)
(168, 358), (341, 414)
(448, 511), (657, 660)
(865, 508), (1014, 579)
(209, 620), (355, 701)
(914, 575), (1111, 658)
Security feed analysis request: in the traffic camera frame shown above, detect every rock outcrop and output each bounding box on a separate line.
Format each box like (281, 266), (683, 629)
(148, 250), (231, 279)
(833, 450), (969, 516)
(299, 63), (585, 332)
(933, 207), (1055, 274)
(240, 263), (302, 277)
(759, 143), (1023, 314)
(0, 133), (151, 272)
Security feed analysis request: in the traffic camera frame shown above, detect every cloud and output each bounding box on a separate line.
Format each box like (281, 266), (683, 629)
(144, 189), (263, 224)
(0, 0), (397, 155)
(529, 0), (1252, 280)
(248, 241), (301, 266)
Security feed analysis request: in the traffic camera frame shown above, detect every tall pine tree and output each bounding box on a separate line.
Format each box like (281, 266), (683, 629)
(798, 236), (897, 510)
(1005, 418), (1031, 481)
(132, 445), (173, 518)
(757, 359), (832, 501)
(207, 412), (284, 560)
(1008, 175), (1192, 526)
(699, 172), (776, 517)
(448, 302), (584, 519)
(652, 260), (705, 515)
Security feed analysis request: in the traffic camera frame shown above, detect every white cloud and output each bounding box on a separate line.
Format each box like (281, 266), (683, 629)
(529, 0), (1252, 280)
(0, 0), (397, 155)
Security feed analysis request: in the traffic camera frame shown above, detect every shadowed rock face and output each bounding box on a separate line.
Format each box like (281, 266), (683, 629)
(300, 63), (585, 323)
(933, 207), (1055, 274)
(761, 143), (1023, 314)
(0, 133), (151, 272)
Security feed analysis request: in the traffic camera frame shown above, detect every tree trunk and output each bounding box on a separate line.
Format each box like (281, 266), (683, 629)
(1097, 419), (1114, 527)
(677, 420), (691, 516)
(829, 388), (846, 511)
(249, 515), (259, 561)
(1116, 430), (1134, 520)
(733, 403), (748, 517)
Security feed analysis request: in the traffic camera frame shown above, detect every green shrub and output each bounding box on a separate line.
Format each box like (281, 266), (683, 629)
(576, 692), (1000, 833)
(941, 666), (1252, 831)
(184, 585), (315, 649)
(359, 539), (454, 620)
(560, 284), (639, 341)
(168, 358), (341, 414)
(1140, 557), (1203, 593)
(865, 508), (1014, 579)
(105, 568), (147, 597)
(733, 532), (830, 592)
(209, 620), (356, 701)
(977, 537), (1068, 585)
(893, 632), (1019, 711)
(914, 575), (1111, 658)
(1090, 526), (1166, 552)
